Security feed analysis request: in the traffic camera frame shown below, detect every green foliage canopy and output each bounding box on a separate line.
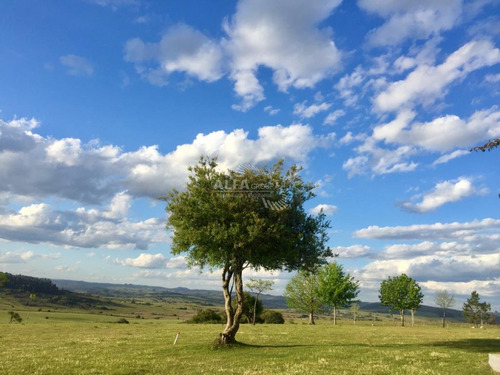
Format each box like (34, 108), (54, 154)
(462, 290), (491, 326)
(164, 158), (331, 272)
(234, 291), (263, 323)
(261, 310), (285, 324)
(316, 262), (359, 325)
(317, 262), (359, 310)
(284, 270), (325, 324)
(379, 274), (424, 326)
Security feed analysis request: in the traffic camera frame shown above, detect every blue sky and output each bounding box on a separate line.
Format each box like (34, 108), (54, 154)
(1, 0), (499, 310)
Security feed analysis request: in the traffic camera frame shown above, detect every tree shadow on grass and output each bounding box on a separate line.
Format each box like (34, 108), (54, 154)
(213, 339), (500, 353)
(430, 339), (500, 353)
(215, 342), (377, 350)
(212, 342), (313, 350)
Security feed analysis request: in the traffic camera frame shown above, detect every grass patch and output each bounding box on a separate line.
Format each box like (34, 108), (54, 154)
(0, 317), (499, 374)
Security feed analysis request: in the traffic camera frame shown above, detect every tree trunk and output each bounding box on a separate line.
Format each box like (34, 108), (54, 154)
(215, 264), (245, 345)
(442, 309), (446, 328)
(400, 309), (405, 327)
(308, 312), (315, 325)
(216, 265), (235, 344)
(333, 306), (337, 326)
(218, 264), (244, 344)
(252, 294), (259, 325)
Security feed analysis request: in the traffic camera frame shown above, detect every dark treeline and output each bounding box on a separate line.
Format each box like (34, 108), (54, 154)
(1, 272), (61, 295)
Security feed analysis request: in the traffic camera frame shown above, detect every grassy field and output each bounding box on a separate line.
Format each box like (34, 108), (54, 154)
(1, 314), (499, 375)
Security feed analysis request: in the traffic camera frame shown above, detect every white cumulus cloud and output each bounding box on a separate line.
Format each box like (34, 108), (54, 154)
(359, 0), (463, 47)
(119, 253), (167, 268)
(124, 24), (224, 85)
(309, 204), (338, 216)
(354, 217), (500, 241)
(400, 177), (488, 213)
(124, 0), (343, 111)
(374, 40), (500, 112)
(293, 101), (332, 119)
(60, 55), (94, 76)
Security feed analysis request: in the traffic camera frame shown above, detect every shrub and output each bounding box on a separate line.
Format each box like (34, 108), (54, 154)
(232, 291), (263, 324)
(261, 310), (285, 324)
(116, 318), (129, 324)
(188, 309), (223, 324)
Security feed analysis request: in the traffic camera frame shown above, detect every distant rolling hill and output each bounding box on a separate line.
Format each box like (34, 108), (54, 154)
(2, 273), (496, 323)
(53, 279), (478, 322)
(54, 279), (289, 309)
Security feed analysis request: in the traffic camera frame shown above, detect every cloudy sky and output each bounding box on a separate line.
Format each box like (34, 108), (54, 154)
(1, 0), (499, 310)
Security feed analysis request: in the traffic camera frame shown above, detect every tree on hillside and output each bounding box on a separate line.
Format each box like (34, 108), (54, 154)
(379, 274), (424, 327)
(350, 303), (360, 324)
(434, 290), (455, 328)
(0, 272), (7, 287)
(245, 278), (274, 325)
(316, 262), (359, 325)
(463, 290), (491, 327)
(471, 138), (500, 152)
(284, 270), (325, 325)
(162, 158), (331, 344)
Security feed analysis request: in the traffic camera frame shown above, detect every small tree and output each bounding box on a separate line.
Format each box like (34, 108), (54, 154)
(284, 271), (324, 324)
(316, 262), (360, 325)
(163, 158), (331, 344)
(435, 290), (455, 328)
(379, 274), (423, 327)
(463, 290), (491, 327)
(350, 303), (360, 324)
(245, 278), (274, 325)
(0, 272), (7, 287)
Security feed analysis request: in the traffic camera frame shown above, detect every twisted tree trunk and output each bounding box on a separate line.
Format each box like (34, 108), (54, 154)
(216, 262), (244, 345)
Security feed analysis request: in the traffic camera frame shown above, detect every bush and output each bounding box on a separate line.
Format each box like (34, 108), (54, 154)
(261, 310), (285, 324)
(116, 318), (129, 324)
(232, 291), (263, 324)
(188, 309), (223, 324)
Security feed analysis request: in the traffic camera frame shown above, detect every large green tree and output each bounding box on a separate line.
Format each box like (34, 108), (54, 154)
(316, 262), (359, 325)
(463, 290), (491, 327)
(379, 274), (424, 327)
(434, 290), (455, 328)
(284, 270), (324, 325)
(163, 158), (331, 343)
(245, 278), (274, 325)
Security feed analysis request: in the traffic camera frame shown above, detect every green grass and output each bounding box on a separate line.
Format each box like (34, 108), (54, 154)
(1, 317), (499, 374)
